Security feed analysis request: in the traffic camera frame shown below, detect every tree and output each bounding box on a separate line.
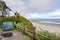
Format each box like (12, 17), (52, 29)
(0, 0), (11, 17)
(14, 12), (20, 23)
(15, 12), (20, 17)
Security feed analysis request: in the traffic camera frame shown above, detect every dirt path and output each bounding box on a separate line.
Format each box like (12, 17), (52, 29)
(1, 30), (29, 40)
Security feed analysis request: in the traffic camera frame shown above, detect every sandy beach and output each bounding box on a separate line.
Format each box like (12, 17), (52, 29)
(31, 21), (60, 34)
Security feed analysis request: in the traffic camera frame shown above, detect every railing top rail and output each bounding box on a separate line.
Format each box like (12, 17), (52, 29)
(16, 24), (51, 40)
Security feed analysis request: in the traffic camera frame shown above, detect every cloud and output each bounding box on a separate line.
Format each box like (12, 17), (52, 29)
(25, 9), (60, 19)
(3, 0), (60, 13)
(25, 0), (55, 13)
(25, 13), (43, 19)
(2, 0), (60, 19)
(3, 0), (27, 15)
(47, 10), (60, 18)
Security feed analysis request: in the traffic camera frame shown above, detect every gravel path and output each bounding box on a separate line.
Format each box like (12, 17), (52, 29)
(1, 31), (29, 40)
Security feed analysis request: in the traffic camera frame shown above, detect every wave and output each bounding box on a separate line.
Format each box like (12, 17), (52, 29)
(38, 21), (60, 24)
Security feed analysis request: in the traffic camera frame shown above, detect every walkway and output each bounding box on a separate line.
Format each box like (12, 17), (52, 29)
(0, 30), (29, 40)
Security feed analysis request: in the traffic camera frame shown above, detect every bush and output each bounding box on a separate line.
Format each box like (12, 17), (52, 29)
(36, 30), (60, 40)
(19, 16), (33, 29)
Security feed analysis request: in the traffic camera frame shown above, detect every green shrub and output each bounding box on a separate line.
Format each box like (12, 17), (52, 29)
(36, 30), (60, 40)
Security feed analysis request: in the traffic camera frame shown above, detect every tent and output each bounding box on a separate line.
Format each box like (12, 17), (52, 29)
(2, 22), (14, 31)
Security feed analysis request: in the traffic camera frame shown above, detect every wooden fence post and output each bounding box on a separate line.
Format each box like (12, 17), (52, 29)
(33, 27), (36, 40)
(23, 26), (25, 33)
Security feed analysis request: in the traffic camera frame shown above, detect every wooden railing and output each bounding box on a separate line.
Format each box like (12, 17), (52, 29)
(15, 24), (51, 40)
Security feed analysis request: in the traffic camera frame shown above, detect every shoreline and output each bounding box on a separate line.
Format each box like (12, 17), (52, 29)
(31, 21), (60, 34)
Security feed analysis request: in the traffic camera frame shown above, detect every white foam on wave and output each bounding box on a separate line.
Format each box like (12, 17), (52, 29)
(39, 21), (60, 24)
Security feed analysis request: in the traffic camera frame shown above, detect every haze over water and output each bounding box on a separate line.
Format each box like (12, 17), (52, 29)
(32, 19), (60, 24)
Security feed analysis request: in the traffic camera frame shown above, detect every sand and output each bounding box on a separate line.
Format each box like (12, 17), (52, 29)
(31, 21), (60, 35)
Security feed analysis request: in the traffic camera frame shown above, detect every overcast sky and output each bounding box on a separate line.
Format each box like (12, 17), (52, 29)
(3, 0), (60, 19)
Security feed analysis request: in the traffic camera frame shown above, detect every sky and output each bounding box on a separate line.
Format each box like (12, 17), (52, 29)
(3, 0), (60, 19)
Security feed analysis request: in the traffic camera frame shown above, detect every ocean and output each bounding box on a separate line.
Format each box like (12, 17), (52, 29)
(39, 21), (60, 24)
(32, 19), (60, 24)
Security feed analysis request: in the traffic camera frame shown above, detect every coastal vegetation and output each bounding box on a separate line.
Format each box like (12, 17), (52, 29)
(36, 30), (60, 40)
(0, 12), (33, 29)
(0, 12), (60, 40)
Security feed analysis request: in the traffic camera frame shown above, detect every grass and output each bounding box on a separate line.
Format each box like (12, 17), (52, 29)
(15, 28), (32, 40)
(15, 27), (60, 40)
(23, 32), (33, 40)
(36, 30), (60, 40)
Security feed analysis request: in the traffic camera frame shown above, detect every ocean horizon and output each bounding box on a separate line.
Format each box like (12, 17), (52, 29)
(31, 19), (60, 24)
(39, 21), (60, 24)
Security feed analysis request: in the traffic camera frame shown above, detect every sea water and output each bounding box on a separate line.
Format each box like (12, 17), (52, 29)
(36, 19), (60, 24)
